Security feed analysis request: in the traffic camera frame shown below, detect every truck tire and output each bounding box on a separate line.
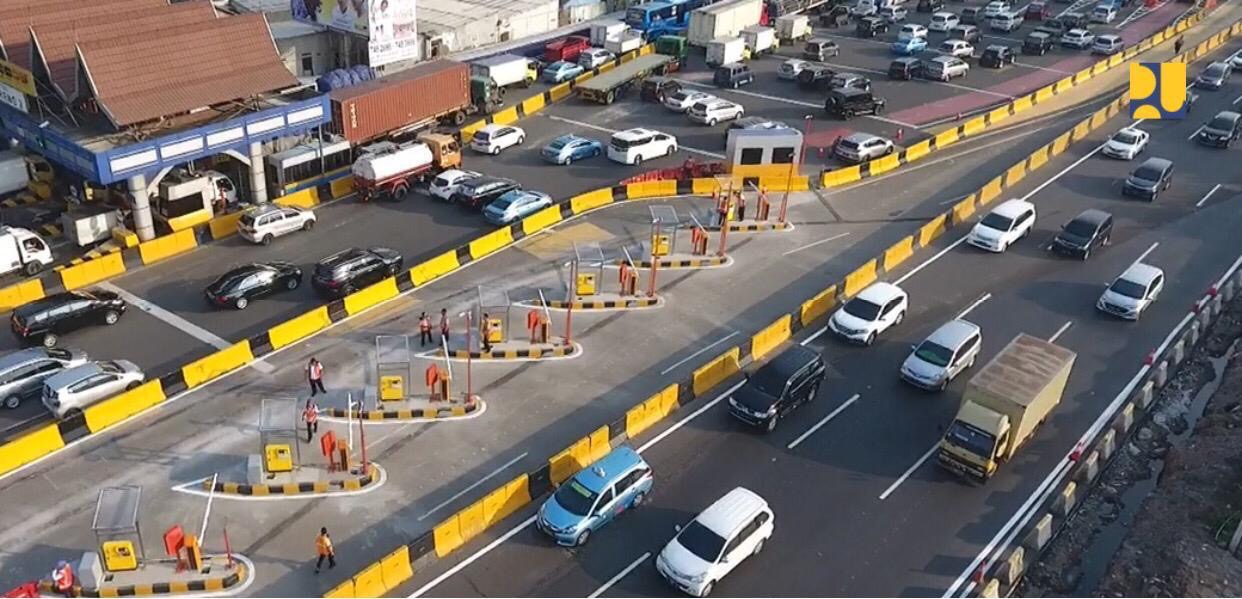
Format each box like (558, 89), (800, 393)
(452, 111), (467, 126)
(394, 183), (409, 200)
(23, 261), (42, 276)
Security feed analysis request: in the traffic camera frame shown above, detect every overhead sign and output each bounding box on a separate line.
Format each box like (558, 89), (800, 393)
(0, 83), (28, 113)
(1130, 62), (1187, 120)
(0, 59), (35, 96)
(368, 0), (419, 67)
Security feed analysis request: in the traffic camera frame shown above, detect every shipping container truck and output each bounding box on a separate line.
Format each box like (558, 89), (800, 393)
(938, 334), (1077, 483)
(351, 133), (462, 201)
(470, 54), (538, 90)
(330, 60), (500, 145)
(576, 54), (677, 104)
(688, 0), (765, 46)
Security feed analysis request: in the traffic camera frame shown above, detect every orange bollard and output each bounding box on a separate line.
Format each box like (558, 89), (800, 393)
(526, 309), (540, 343)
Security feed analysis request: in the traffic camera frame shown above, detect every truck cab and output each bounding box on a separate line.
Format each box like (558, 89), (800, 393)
(655, 35), (688, 59)
(469, 76), (502, 115)
(0, 226), (53, 277)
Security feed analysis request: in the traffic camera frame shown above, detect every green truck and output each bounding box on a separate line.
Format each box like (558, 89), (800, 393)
(937, 334), (1076, 483)
(576, 54), (677, 104)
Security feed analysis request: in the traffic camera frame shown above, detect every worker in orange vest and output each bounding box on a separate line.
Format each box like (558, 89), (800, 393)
(480, 312), (493, 353)
(302, 399), (319, 443)
(418, 312), (432, 347)
(314, 528), (336, 574)
(306, 358), (326, 397)
(51, 561), (74, 597)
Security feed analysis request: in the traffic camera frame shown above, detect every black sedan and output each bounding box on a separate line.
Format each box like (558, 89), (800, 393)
(205, 262), (303, 310)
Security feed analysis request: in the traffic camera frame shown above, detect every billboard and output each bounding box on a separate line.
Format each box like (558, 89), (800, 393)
(291, 0), (419, 66)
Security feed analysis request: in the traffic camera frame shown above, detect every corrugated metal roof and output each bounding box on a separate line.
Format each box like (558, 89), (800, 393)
(0, 0), (169, 70)
(417, 0), (556, 31)
(229, 0), (291, 13)
(269, 19), (325, 39)
(30, 1), (220, 101)
(77, 12), (298, 128)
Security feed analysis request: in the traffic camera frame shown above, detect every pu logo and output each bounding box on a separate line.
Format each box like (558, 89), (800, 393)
(1130, 62), (1188, 120)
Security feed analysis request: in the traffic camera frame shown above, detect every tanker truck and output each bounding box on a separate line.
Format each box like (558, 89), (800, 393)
(351, 133), (461, 202)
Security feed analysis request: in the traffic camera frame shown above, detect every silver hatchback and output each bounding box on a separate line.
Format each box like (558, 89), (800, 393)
(901, 319), (982, 390)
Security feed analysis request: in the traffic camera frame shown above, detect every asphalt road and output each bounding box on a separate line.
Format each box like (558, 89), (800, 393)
(398, 44), (1242, 598)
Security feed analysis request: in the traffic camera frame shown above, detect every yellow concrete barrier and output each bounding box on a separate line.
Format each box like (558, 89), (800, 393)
(919, 214), (948, 247)
(1012, 96), (1033, 113)
(1004, 161), (1027, 187)
(1034, 86), (1054, 103)
(483, 474), (531, 527)
(569, 188), (614, 215)
(469, 227), (515, 260)
(548, 82), (573, 102)
(60, 252), (126, 291)
(692, 346), (740, 397)
(962, 116), (986, 137)
(521, 94), (547, 115)
(274, 187), (319, 209)
(589, 425), (610, 464)
(207, 211), (244, 240)
(868, 153), (901, 176)
(952, 196), (977, 224)
(521, 205), (563, 235)
(987, 105), (1011, 125)
(324, 579), (355, 598)
(822, 166), (861, 187)
(182, 341), (254, 389)
(491, 106), (520, 126)
(934, 129), (959, 149)
(843, 259), (877, 298)
(549, 438), (587, 486)
(1051, 131), (1072, 156)
(691, 178), (721, 195)
(751, 315), (792, 361)
(597, 62), (616, 74)
(411, 251), (460, 286)
(800, 284), (836, 326)
(978, 176), (1003, 206)
(344, 278), (400, 316)
(0, 278), (44, 311)
(626, 384), (680, 439)
(433, 516), (464, 557)
(268, 306), (332, 350)
(330, 176), (355, 199)
(379, 546), (413, 591)
(84, 380), (165, 433)
(0, 424), (64, 477)
(351, 562), (387, 598)
(138, 228), (197, 265)
(1027, 146), (1049, 171)
(456, 501), (487, 546)
(883, 236), (915, 272)
(627, 179), (678, 199)
(1071, 118), (1092, 141)
(904, 140), (931, 162)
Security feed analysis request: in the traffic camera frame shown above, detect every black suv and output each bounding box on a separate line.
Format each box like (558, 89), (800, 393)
(980, 45), (1017, 68)
(728, 344), (826, 432)
(451, 177), (521, 210)
(917, 0), (944, 11)
(889, 57), (922, 79)
(1023, 31), (1054, 55)
(714, 63), (755, 88)
(312, 247), (404, 296)
(856, 16), (890, 38)
(1122, 157), (1174, 201)
(1196, 110), (1242, 147)
(11, 290), (126, 348)
(798, 64), (836, 89)
(825, 88), (886, 119)
(1051, 209), (1113, 260)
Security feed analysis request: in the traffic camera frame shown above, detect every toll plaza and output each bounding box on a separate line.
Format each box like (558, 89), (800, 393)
(526, 241), (664, 311)
(618, 204), (734, 270)
(34, 485), (251, 597)
(419, 284), (582, 362)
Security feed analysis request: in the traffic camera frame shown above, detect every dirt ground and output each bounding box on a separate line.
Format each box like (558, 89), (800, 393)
(1021, 295), (1242, 598)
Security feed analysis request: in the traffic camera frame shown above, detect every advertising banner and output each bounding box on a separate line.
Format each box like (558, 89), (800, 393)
(368, 0), (420, 66)
(291, 0), (370, 36)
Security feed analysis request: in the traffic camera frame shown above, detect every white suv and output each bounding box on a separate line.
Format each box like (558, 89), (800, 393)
(237, 204), (316, 245)
(428, 169), (482, 201)
(926, 55), (970, 81)
(688, 99), (745, 125)
(470, 124), (525, 155)
(939, 39), (975, 58)
(657, 487), (774, 597)
(1097, 262), (1164, 320)
(829, 282), (908, 345)
(968, 198), (1035, 252)
(607, 128), (678, 165)
(834, 132), (894, 163)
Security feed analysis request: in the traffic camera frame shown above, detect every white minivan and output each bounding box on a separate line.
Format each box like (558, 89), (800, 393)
(607, 128), (678, 165)
(656, 487), (774, 597)
(989, 11), (1023, 32)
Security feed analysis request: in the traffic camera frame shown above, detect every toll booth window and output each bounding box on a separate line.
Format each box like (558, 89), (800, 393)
(772, 147), (796, 164)
(739, 148), (764, 165)
(163, 192), (205, 218)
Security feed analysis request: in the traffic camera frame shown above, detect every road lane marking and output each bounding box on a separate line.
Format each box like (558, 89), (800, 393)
(672, 77), (920, 128)
(801, 325), (829, 346)
(661, 332), (739, 375)
(787, 393), (861, 450)
(878, 442), (939, 500)
(97, 283), (275, 374)
(894, 235), (972, 285)
(1131, 242), (1160, 268)
(782, 232), (852, 256)
(1233, 95), (1242, 105)
(1048, 320), (1073, 343)
(1187, 125), (1204, 141)
(1013, 61), (1073, 74)
(544, 114), (725, 159)
(956, 293), (992, 320)
(587, 552), (651, 598)
(1196, 183), (1222, 208)
(418, 452), (530, 521)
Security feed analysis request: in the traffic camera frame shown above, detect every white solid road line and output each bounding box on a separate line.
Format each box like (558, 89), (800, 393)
(1048, 321), (1073, 344)
(956, 293), (992, 320)
(787, 393), (861, 450)
(545, 114), (725, 159)
(1013, 61), (1072, 75)
(97, 283), (276, 374)
(417, 452), (530, 521)
(1187, 125), (1205, 141)
(1132, 242), (1160, 268)
(661, 331), (739, 375)
(879, 443), (939, 500)
(588, 552), (651, 598)
(894, 236), (971, 286)
(673, 78), (819, 109)
(1233, 95), (1242, 105)
(782, 232), (852, 256)
(1196, 183), (1222, 208)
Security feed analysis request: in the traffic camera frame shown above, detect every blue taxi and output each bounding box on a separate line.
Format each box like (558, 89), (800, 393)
(536, 446), (653, 546)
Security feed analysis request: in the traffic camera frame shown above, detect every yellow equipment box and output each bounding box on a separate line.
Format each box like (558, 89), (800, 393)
(380, 375), (404, 401)
(651, 234), (670, 257)
(264, 443), (293, 473)
(102, 540), (138, 572)
(486, 318), (504, 343)
(576, 272), (597, 296)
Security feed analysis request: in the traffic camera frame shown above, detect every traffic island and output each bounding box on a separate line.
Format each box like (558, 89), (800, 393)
(715, 219), (794, 233)
(190, 463), (384, 498)
(321, 396), (485, 423)
(617, 254), (732, 269)
(417, 339), (582, 362)
(38, 556), (250, 598)
(521, 293), (664, 311)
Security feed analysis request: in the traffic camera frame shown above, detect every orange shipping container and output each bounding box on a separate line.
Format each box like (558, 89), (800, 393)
(330, 60), (471, 144)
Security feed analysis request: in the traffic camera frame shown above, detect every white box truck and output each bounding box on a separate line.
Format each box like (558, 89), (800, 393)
(741, 25), (777, 55)
(605, 30), (645, 55)
(688, 0), (764, 46)
(0, 226), (53, 277)
(706, 37), (747, 68)
(470, 54), (536, 90)
(591, 20), (628, 45)
(775, 14), (811, 42)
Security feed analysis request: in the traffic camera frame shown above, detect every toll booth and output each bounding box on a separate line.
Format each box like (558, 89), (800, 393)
(725, 128), (804, 181)
(572, 243), (606, 297)
(375, 336), (413, 401)
(91, 486), (145, 573)
(257, 398), (301, 476)
(649, 205), (680, 259)
(475, 286), (513, 346)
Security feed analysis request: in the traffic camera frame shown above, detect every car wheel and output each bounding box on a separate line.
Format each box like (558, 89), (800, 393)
(576, 529), (591, 546)
(235, 297), (249, 310)
(342, 283), (356, 295)
(262, 234), (273, 246)
(808, 382), (820, 401)
(864, 332), (876, 346)
(700, 581), (715, 597)
(41, 333), (57, 348)
(631, 491), (647, 508)
(517, 136), (525, 145)
(895, 309), (905, 325)
(666, 145), (676, 156)
(1081, 247), (1091, 261)
(708, 118), (717, 126)
(561, 156), (571, 166)
(491, 146), (500, 155)
(3, 395), (18, 409)
(592, 148), (601, 158)
(286, 276), (300, 290)
(765, 415), (778, 433)
(303, 219), (315, 231)
(753, 537), (766, 556)
(23, 261), (42, 276)
(63, 408), (83, 424)
(126, 381), (140, 391)
(633, 154), (643, 166)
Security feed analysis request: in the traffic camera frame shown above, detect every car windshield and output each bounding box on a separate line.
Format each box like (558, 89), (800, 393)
(1209, 116), (1235, 130)
(1109, 278), (1147, 299)
(548, 138), (569, 150)
(979, 212), (1014, 231)
(843, 297), (882, 320)
(945, 420), (995, 458)
(239, 213), (257, 227)
(553, 479), (598, 517)
(1205, 64), (1226, 77)
(670, 92), (689, 102)
(1064, 218), (1099, 238)
(677, 521), (727, 562)
(914, 340), (954, 367)
(1133, 166), (1162, 182)
(432, 175), (451, 187)
(838, 138), (860, 150)
(99, 361), (124, 374)
(473, 131), (491, 142)
(1112, 130), (1141, 144)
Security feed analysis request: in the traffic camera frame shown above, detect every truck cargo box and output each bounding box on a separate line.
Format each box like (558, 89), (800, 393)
(962, 333), (1076, 455)
(688, 0), (764, 46)
(330, 60), (470, 145)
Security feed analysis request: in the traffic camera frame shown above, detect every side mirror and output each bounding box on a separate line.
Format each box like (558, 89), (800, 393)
(674, 524), (683, 533)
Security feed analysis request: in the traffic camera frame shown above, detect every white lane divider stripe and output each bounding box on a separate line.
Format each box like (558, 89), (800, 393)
(878, 443), (939, 500)
(587, 552), (651, 598)
(1048, 320), (1073, 344)
(782, 232), (852, 256)
(787, 393), (861, 450)
(1196, 183), (1222, 208)
(661, 332), (739, 375)
(418, 452), (530, 521)
(956, 293), (992, 320)
(544, 114), (725, 159)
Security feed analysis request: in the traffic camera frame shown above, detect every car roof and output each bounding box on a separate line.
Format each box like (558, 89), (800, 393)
(856, 281), (905, 303)
(927, 319), (981, 348)
(931, 55), (959, 64)
(892, 56), (920, 64)
(0, 348), (58, 371)
(572, 446), (646, 492)
(932, 11), (954, 16)
(616, 128), (658, 139)
(695, 487), (768, 536)
(1119, 262), (1163, 284)
(843, 131), (882, 143)
(991, 198), (1034, 218)
(45, 362), (104, 389)
(1073, 208), (1112, 225)
(14, 291), (93, 319)
(985, 44), (1009, 51)
(245, 204), (283, 217)
(1097, 34), (1121, 41)
(834, 87), (869, 97)
(1138, 156), (1172, 170)
(756, 344), (819, 379)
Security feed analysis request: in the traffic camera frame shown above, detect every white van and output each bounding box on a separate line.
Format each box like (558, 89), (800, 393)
(0, 226), (53, 277)
(657, 488), (774, 597)
(607, 128), (678, 165)
(988, 11), (1023, 32)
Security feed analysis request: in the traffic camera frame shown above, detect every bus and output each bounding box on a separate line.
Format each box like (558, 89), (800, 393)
(626, 1), (683, 31)
(264, 136), (353, 197)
